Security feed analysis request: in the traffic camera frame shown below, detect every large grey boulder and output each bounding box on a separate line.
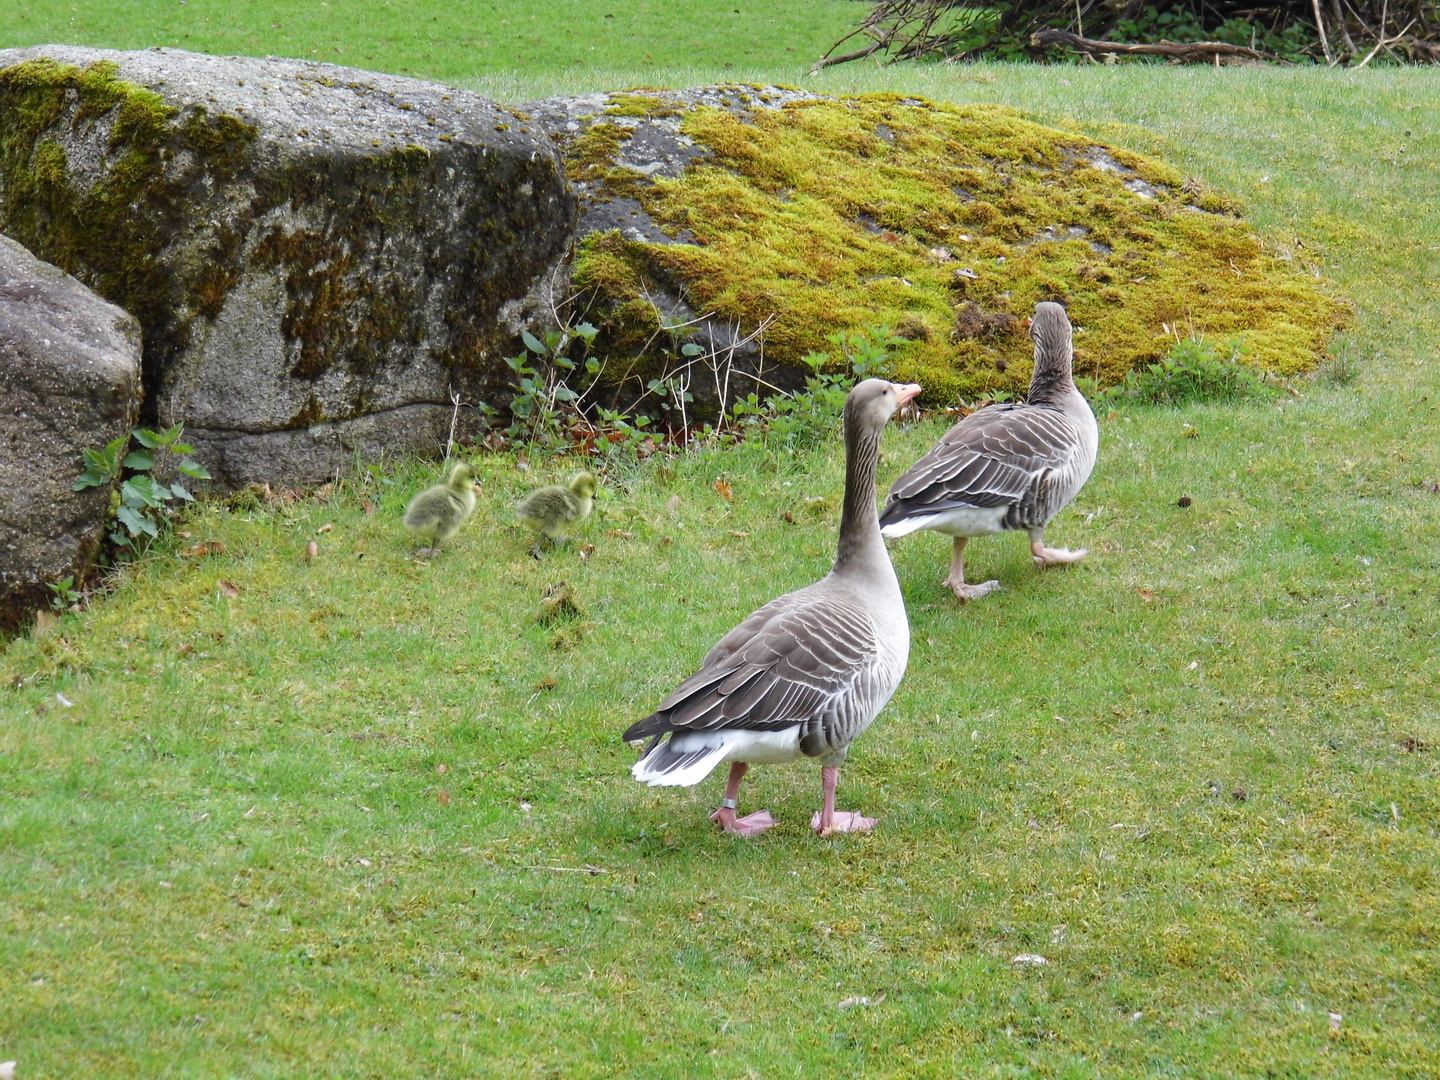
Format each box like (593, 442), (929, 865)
(0, 233), (141, 632)
(0, 46), (576, 486)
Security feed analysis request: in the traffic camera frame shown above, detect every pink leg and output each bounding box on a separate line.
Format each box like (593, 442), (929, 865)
(942, 536), (1001, 601)
(811, 766), (876, 837)
(709, 762), (775, 836)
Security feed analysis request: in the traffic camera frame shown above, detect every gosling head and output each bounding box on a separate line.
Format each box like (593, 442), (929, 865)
(447, 462), (476, 490)
(567, 471), (598, 498)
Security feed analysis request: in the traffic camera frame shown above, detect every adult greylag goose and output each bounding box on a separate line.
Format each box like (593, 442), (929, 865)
(623, 378), (921, 837)
(878, 302), (1098, 601)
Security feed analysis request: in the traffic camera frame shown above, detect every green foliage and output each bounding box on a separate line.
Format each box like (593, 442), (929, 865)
(46, 574), (82, 611)
(504, 321), (603, 450)
(1099, 335), (1275, 408)
(728, 324), (905, 447)
(73, 424), (212, 549)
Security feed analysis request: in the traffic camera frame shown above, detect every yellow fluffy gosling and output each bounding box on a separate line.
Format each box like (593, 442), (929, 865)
(516, 470), (597, 557)
(403, 462), (477, 557)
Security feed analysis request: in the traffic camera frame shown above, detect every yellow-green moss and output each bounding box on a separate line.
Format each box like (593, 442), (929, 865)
(570, 92), (1348, 402)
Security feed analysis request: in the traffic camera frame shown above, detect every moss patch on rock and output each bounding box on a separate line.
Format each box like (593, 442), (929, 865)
(552, 88), (1347, 402)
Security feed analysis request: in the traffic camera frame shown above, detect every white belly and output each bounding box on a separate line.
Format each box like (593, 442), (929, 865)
(669, 725), (804, 765)
(882, 504), (1008, 539)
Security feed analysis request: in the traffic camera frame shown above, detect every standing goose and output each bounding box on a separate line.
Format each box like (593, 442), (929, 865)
(624, 378), (921, 837)
(879, 302), (1098, 600)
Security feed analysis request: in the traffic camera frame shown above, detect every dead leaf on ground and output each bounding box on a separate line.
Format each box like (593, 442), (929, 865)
(217, 581), (241, 598)
(578, 542), (596, 564)
(362, 499), (377, 515)
(437, 790), (451, 806)
(182, 540), (226, 557)
(1135, 588), (1155, 601)
(781, 511), (795, 523)
(607, 529), (634, 540)
(659, 536), (673, 547)
(316, 523), (334, 534)
(34, 610), (59, 636)
(177, 643), (195, 656)
(304, 541), (319, 561)
(535, 675), (558, 691)
(436, 763), (448, 775)
(713, 478), (733, 501)
(729, 530), (750, 539)
(666, 494), (682, 515)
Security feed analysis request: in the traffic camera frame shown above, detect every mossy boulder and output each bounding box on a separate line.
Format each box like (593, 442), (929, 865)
(0, 232), (141, 633)
(525, 85), (1346, 406)
(0, 46), (575, 486)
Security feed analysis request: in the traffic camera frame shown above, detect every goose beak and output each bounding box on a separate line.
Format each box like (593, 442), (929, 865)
(892, 383), (922, 408)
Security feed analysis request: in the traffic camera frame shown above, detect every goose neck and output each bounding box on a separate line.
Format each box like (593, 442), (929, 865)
(834, 419), (887, 577)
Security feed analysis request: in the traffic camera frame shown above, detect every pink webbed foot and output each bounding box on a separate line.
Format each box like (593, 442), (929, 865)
(1032, 543), (1087, 568)
(710, 807), (776, 837)
(811, 810), (877, 837)
(944, 576), (1001, 602)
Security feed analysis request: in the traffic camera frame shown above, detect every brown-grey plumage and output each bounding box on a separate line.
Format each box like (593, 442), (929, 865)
(515, 471), (596, 556)
(879, 302), (1098, 600)
(624, 378), (921, 837)
(402, 462), (477, 557)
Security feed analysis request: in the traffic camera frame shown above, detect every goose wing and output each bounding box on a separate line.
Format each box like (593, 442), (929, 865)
(881, 403), (1082, 522)
(623, 592), (879, 743)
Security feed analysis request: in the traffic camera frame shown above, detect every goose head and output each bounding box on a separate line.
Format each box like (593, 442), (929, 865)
(844, 378), (922, 436)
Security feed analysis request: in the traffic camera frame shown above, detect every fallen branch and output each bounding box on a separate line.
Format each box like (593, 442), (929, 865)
(1355, 17), (1417, 65)
(1029, 28), (1285, 62)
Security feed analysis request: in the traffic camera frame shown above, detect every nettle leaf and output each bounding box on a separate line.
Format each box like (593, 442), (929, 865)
(109, 529), (132, 547)
(521, 330), (547, 356)
(681, 343), (703, 356)
(116, 504), (156, 537)
(177, 458), (212, 480)
(171, 442), (194, 454)
(157, 423), (185, 446)
(123, 449), (155, 471)
(170, 481), (195, 502)
(575, 321), (599, 343)
(122, 475), (170, 508)
(131, 428), (163, 449)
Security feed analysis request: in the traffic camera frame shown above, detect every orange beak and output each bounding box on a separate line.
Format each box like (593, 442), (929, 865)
(893, 382), (922, 408)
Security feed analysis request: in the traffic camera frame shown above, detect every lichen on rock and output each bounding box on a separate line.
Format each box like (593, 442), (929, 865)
(527, 85), (1347, 405)
(0, 46), (576, 486)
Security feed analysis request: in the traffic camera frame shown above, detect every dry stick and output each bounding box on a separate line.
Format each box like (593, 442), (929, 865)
(1357, 17), (1417, 66)
(1028, 28), (1281, 62)
(444, 385), (463, 462)
(1312, 0), (1336, 63)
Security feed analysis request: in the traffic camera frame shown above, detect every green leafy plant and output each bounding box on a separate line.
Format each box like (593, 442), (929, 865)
(1099, 336), (1274, 408)
(47, 574), (82, 611)
(728, 324), (910, 447)
(74, 424), (212, 549)
(505, 322), (601, 449)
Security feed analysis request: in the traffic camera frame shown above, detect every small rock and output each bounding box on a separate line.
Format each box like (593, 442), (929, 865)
(1012, 954), (1047, 966)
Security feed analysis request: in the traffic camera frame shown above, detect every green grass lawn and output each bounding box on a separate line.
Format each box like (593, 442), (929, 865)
(3, 8), (1440, 1078)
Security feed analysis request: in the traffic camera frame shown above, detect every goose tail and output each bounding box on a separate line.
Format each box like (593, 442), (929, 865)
(630, 735), (728, 787)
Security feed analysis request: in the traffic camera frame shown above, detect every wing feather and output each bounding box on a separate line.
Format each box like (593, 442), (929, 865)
(623, 594), (879, 742)
(881, 404), (1084, 522)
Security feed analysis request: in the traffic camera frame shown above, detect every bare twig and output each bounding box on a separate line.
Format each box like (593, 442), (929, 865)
(1312, 0), (1335, 63)
(1356, 16), (1417, 66)
(1029, 27), (1283, 62)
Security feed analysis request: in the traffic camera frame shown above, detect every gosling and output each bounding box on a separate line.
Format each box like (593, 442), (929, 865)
(403, 462), (477, 557)
(516, 471), (597, 557)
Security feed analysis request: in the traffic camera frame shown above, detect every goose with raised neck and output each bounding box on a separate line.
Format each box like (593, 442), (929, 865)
(624, 378), (921, 837)
(878, 302), (1098, 601)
